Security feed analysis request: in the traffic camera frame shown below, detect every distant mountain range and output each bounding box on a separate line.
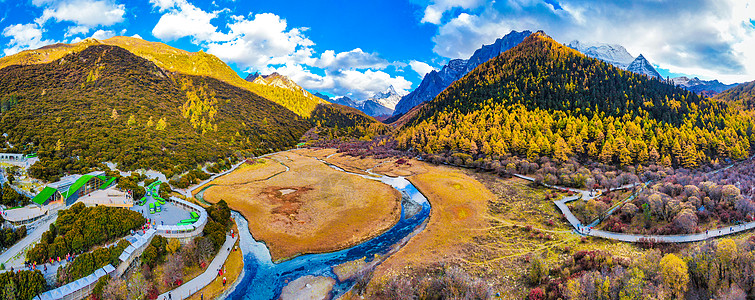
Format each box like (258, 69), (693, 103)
(0, 36), (326, 117)
(568, 40), (740, 96)
(390, 30), (532, 119)
(714, 80), (755, 109)
(672, 77), (740, 96)
(314, 86), (402, 119)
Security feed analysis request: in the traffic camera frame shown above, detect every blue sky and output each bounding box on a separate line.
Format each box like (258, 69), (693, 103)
(1, 0), (754, 99)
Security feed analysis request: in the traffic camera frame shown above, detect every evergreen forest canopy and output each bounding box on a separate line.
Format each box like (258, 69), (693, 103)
(398, 31), (754, 168)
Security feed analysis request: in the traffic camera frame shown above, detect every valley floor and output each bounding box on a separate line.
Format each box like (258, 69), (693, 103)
(200, 150), (401, 262)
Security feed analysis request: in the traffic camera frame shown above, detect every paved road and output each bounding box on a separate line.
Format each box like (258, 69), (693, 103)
(515, 171), (755, 243)
(158, 234), (238, 300)
(183, 161), (246, 198)
(0, 214), (57, 268)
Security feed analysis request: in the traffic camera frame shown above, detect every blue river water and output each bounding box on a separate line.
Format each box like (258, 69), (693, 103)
(226, 168), (431, 300)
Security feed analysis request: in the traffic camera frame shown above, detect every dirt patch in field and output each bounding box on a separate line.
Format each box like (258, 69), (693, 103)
(202, 151), (401, 262)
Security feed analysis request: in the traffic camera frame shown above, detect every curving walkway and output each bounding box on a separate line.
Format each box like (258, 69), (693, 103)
(514, 170), (755, 243)
(158, 234), (238, 300)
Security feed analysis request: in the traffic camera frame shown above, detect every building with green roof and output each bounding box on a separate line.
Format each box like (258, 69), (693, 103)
(32, 171), (117, 206)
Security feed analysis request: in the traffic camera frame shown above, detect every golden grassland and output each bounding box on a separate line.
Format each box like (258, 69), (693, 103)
(202, 151), (401, 262)
(363, 163), (491, 292)
(353, 162), (648, 299)
(295, 148), (428, 177)
(193, 159), (287, 195)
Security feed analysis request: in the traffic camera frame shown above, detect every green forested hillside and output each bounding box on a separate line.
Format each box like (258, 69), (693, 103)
(399, 32), (754, 168)
(0, 45), (311, 181)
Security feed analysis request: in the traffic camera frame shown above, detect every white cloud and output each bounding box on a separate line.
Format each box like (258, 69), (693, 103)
(131, 34), (143, 39)
(420, 0), (485, 24)
(147, 0), (413, 99)
(2, 23), (56, 56)
(205, 13), (313, 70)
(35, 0), (125, 28)
(271, 65), (412, 99)
(151, 0), (229, 42)
(90, 29), (115, 40)
(409, 60), (435, 77)
(149, 0), (182, 11)
(65, 25), (89, 37)
(426, 0), (755, 83)
(334, 69), (412, 96)
(314, 48), (390, 71)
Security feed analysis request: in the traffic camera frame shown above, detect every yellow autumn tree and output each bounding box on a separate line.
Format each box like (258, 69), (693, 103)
(660, 253), (689, 298)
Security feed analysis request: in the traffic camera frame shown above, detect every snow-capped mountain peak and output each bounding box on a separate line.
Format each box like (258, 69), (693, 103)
(368, 85), (403, 110)
(626, 54), (663, 79)
(567, 40), (635, 69)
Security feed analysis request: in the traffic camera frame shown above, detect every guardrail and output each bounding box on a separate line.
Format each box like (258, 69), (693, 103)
(153, 197), (208, 239)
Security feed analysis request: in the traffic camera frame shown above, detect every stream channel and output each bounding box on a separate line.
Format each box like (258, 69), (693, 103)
(195, 158), (432, 299)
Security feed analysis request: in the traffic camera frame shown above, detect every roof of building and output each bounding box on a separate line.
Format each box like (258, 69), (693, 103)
(31, 186), (57, 205)
(99, 177), (116, 189)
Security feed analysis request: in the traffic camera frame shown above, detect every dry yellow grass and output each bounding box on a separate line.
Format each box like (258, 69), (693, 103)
(295, 148), (428, 177)
(193, 159), (287, 196)
(202, 151), (401, 262)
(367, 164), (492, 289)
(361, 167), (648, 299)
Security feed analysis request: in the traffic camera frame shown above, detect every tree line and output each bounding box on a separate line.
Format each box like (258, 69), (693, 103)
(399, 33), (754, 169)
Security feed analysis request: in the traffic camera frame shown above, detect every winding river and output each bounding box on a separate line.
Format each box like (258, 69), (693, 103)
(198, 157), (432, 299)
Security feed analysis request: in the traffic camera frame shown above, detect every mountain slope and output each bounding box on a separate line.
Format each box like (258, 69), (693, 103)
(567, 40), (635, 69)
(392, 30), (531, 117)
(714, 80), (755, 109)
(0, 45), (311, 180)
(626, 54), (663, 79)
(0, 36), (325, 116)
(399, 31), (753, 168)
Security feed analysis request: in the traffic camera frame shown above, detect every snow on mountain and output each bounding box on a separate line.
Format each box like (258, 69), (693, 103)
(568, 41), (664, 80)
(360, 100), (393, 117)
(245, 72), (323, 101)
(392, 30), (532, 117)
(567, 40), (635, 69)
(671, 77), (740, 95)
(367, 85), (403, 110)
(626, 54), (663, 79)
(313, 88), (397, 118)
